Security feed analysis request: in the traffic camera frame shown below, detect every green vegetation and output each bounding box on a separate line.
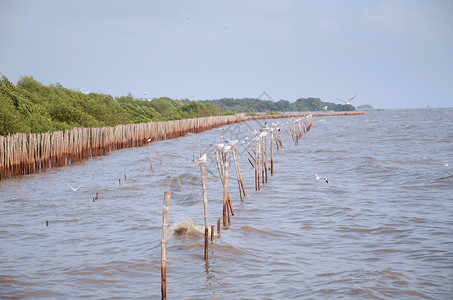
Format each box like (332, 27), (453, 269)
(0, 75), (229, 136)
(0, 75), (356, 136)
(357, 104), (374, 110)
(200, 97), (355, 113)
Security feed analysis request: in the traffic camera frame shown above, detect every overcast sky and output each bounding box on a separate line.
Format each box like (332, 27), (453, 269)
(1, 0), (452, 108)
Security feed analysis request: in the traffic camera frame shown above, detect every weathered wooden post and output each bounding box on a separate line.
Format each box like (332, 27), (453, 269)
(270, 128), (274, 175)
(200, 162), (209, 261)
(264, 133), (268, 183)
(231, 145), (245, 202)
(147, 138), (153, 170)
(161, 192), (170, 300)
(223, 151), (230, 227)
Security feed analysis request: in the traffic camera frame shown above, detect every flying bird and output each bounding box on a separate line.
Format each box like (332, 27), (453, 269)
(314, 174), (328, 183)
(323, 105), (328, 110)
(67, 183), (83, 192)
(336, 95), (357, 105)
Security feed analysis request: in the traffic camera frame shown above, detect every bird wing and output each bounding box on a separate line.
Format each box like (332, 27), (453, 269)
(66, 183), (75, 191)
(349, 94), (357, 101)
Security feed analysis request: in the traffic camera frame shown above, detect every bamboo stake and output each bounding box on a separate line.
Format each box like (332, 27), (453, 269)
(261, 140), (265, 184)
(248, 158), (254, 168)
(200, 163), (209, 261)
(161, 192), (170, 300)
(148, 139), (153, 170)
(223, 151), (230, 227)
(231, 146), (245, 202)
(270, 128), (274, 175)
(264, 134), (268, 183)
(211, 225), (214, 242)
(217, 217), (221, 238)
(245, 139), (256, 156)
(241, 142), (255, 162)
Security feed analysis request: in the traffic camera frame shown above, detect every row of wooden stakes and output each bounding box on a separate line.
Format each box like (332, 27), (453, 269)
(160, 114), (313, 299)
(0, 113), (320, 181)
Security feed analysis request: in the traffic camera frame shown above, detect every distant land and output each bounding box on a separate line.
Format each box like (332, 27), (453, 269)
(357, 104), (375, 110)
(1, 75), (357, 136)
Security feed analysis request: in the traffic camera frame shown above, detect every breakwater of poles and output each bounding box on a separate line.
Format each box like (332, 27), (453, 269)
(160, 114), (315, 297)
(0, 111), (362, 181)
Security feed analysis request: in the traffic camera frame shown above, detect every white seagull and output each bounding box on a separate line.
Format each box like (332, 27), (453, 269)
(314, 174), (328, 183)
(323, 105), (328, 110)
(336, 94), (357, 105)
(146, 138), (152, 142)
(211, 143), (225, 149)
(226, 139), (238, 146)
(193, 153), (207, 165)
(67, 183), (83, 192)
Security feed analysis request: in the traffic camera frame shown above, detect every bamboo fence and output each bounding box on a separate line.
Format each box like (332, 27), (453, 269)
(0, 111), (358, 180)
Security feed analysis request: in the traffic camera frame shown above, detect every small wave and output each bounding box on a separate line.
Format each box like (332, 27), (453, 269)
(240, 225), (281, 237)
(314, 149), (347, 153)
(168, 217), (215, 239)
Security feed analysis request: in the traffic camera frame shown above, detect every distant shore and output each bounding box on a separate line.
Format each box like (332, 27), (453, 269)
(306, 111), (364, 117)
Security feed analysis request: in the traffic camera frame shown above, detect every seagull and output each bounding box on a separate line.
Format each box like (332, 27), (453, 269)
(323, 105), (328, 110)
(223, 145), (232, 151)
(211, 143), (225, 149)
(67, 183), (83, 192)
(336, 94), (357, 105)
(226, 139), (238, 146)
(193, 153), (207, 165)
(314, 174), (328, 183)
(146, 138), (152, 142)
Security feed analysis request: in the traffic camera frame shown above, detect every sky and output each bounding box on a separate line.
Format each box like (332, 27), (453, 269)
(1, 0), (452, 109)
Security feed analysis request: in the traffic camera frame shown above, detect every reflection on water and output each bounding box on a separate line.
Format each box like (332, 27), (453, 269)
(1, 109), (453, 299)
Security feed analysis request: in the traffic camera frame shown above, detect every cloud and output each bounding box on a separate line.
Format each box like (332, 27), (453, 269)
(317, 17), (339, 33)
(363, 0), (406, 33)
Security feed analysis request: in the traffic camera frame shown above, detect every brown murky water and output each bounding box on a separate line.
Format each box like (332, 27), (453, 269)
(1, 109), (452, 299)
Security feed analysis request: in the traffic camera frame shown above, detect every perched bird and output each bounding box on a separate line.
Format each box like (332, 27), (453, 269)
(146, 138), (152, 142)
(67, 183), (83, 192)
(226, 139), (238, 146)
(211, 143), (225, 149)
(314, 174), (328, 183)
(193, 153), (207, 165)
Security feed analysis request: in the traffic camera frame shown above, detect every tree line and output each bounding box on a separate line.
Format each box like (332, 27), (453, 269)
(0, 75), (355, 136)
(200, 97), (355, 114)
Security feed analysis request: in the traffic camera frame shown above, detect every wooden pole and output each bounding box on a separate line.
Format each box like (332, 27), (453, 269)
(270, 128), (274, 175)
(264, 134), (268, 183)
(211, 225), (215, 242)
(223, 151), (230, 227)
(217, 217), (221, 238)
(241, 143), (255, 162)
(161, 192), (170, 300)
(231, 146), (244, 202)
(261, 140), (265, 184)
(148, 141), (153, 170)
(255, 138), (259, 191)
(200, 164), (209, 261)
